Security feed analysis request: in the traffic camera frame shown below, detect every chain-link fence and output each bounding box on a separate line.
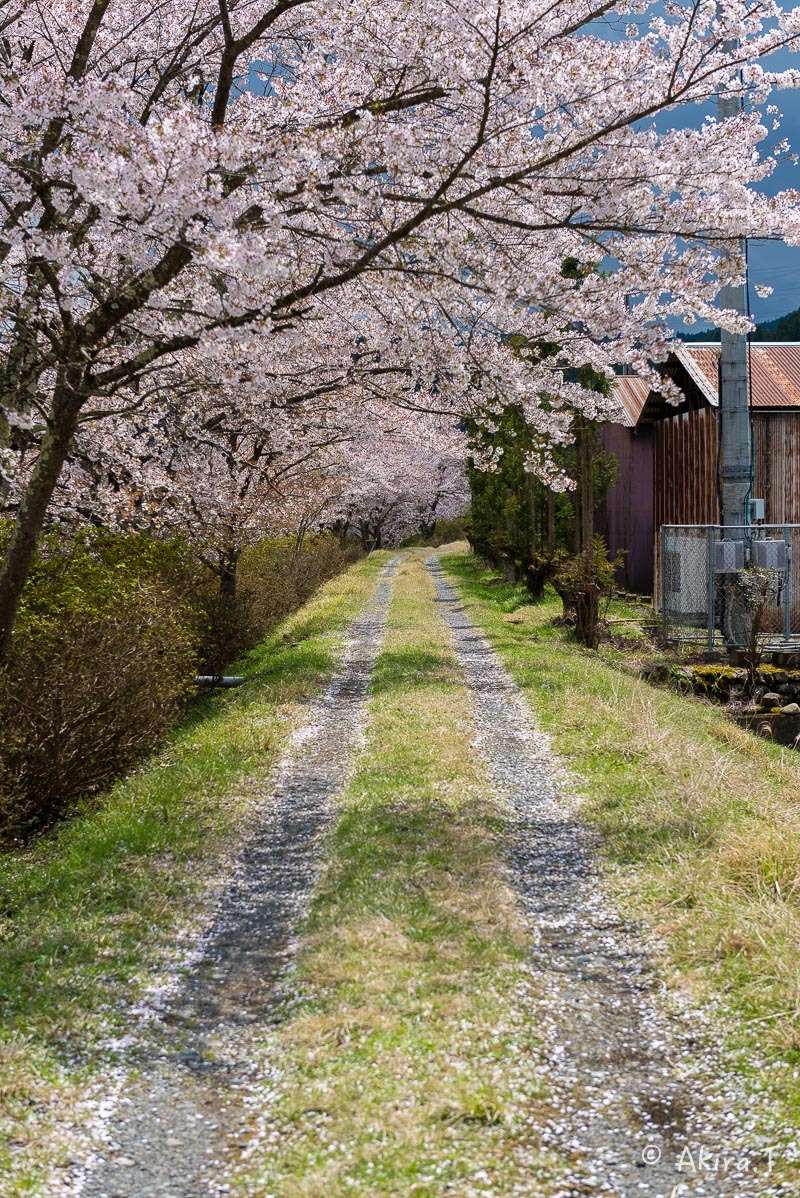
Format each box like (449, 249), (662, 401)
(660, 524), (800, 649)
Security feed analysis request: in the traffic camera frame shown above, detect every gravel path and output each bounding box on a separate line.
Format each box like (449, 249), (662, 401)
(428, 558), (794, 1198)
(71, 560), (399, 1198)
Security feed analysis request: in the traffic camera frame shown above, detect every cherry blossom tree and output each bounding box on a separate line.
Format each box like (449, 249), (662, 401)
(3, 0), (800, 655)
(327, 406), (469, 549)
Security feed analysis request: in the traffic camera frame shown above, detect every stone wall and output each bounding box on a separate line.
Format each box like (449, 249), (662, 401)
(643, 662), (800, 745)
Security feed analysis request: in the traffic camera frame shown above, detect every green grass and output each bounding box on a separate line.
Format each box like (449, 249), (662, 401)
(0, 552), (391, 1197)
(242, 553), (560, 1198)
(441, 551), (800, 1123)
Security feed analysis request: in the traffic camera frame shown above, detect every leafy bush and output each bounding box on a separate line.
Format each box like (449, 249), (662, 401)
(429, 517), (467, 545)
(0, 530), (200, 840)
(725, 565), (784, 695)
(235, 533), (360, 652)
(0, 527), (359, 840)
(552, 538), (622, 648)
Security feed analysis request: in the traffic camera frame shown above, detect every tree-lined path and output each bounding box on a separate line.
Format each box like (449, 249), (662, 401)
(49, 552), (795, 1198)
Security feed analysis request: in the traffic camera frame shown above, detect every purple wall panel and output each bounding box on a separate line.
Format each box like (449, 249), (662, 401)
(602, 424), (655, 593)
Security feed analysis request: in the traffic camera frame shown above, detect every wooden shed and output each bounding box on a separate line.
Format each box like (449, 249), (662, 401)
(602, 343), (800, 593)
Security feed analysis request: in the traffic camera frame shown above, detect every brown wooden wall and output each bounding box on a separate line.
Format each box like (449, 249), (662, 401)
(650, 407), (800, 607)
(654, 407), (800, 529)
(753, 414), (800, 524)
(654, 407), (719, 529)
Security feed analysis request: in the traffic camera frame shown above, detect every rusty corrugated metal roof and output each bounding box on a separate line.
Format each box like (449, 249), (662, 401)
(612, 375), (650, 426)
(610, 343), (800, 426)
(677, 343), (800, 409)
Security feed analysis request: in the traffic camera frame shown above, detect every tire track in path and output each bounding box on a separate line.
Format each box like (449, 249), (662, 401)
(72, 559), (399, 1198)
(428, 557), (791, 1198)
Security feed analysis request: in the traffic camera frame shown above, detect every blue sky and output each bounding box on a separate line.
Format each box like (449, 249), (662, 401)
(690, 62), (800, 325)
(592, 17), (800, 325)
(735, 81), (800, 324)
(663, 45), (800, 326)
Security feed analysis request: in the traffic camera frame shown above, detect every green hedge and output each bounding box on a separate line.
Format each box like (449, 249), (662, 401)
(0, 530), (201, 840)
(0, 529), (363, 841)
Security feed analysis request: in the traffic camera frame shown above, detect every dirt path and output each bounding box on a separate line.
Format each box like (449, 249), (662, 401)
(55, 552), (795, 1198)
(70, 560), (399, 1198)
(427, 558), (790, 1198)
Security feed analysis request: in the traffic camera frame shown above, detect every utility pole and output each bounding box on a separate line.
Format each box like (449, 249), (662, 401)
(717, 48), (751, 535)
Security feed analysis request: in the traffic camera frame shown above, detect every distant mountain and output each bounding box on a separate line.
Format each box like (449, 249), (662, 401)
(682, 306), (800, 343)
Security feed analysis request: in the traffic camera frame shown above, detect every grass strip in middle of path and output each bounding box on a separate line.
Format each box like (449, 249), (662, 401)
(242, 552), (559, 1198)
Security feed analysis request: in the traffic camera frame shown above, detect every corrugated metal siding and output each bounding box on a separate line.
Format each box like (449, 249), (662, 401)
(653, 408), (718, 603)
(651, 408), (800, 609)
(654, 407), (719, 528)
(613, 376), (650, 427)
(752, 415), (800, 632)
(753, 413), (800, 523)
(602, 423), (654, 591)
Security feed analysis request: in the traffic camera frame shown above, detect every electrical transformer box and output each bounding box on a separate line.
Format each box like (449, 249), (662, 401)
(751, 540), (788, 571)
(714, 540), (745, 572)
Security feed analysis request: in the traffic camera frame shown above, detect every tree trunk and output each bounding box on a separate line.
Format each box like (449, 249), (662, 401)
(546, 490), (555, 554)
(577, 419), (594, 551)
(527, 472), (538, 558)
(0, 389), (81, 662)
(219, 551), (240, 602)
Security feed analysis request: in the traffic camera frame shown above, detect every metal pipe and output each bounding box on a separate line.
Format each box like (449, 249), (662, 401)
(707, 525), (716, 650)
(193, 675), (246, 688)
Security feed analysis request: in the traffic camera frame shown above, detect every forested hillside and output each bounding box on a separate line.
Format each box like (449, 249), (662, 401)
(683, 305), (800, 341)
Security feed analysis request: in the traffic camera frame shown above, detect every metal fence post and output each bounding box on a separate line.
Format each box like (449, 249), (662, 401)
(661, 525), (668, 643)
(785, 525), (792, 643)
(707, 526), (716, 651)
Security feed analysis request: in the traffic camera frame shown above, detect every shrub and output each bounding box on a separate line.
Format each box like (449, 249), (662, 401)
(0, 527), (359, 840)
(0, 530), (200, 840)
(235, 533), (361, 651)
(552, 538), (623, 648)
(724, 565), (784, 695)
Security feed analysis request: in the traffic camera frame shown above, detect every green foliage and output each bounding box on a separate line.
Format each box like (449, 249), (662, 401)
(465, 343), (617, 598)
(0, 529), (201, 840)
(0, 526), (361, 840)
(233, 533), (361, 661)
(399, 516), (468, 548)
(552, 537), (624, 648)
(465, 404), (573, 593)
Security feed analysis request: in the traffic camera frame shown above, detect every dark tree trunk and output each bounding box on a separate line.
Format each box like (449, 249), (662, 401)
(577, 419), (594, 551)
(546, 491), (555, 554)
(218, 551), (240, 601)
(0, 386), (82, 662)
(528, 472), (538, 557)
